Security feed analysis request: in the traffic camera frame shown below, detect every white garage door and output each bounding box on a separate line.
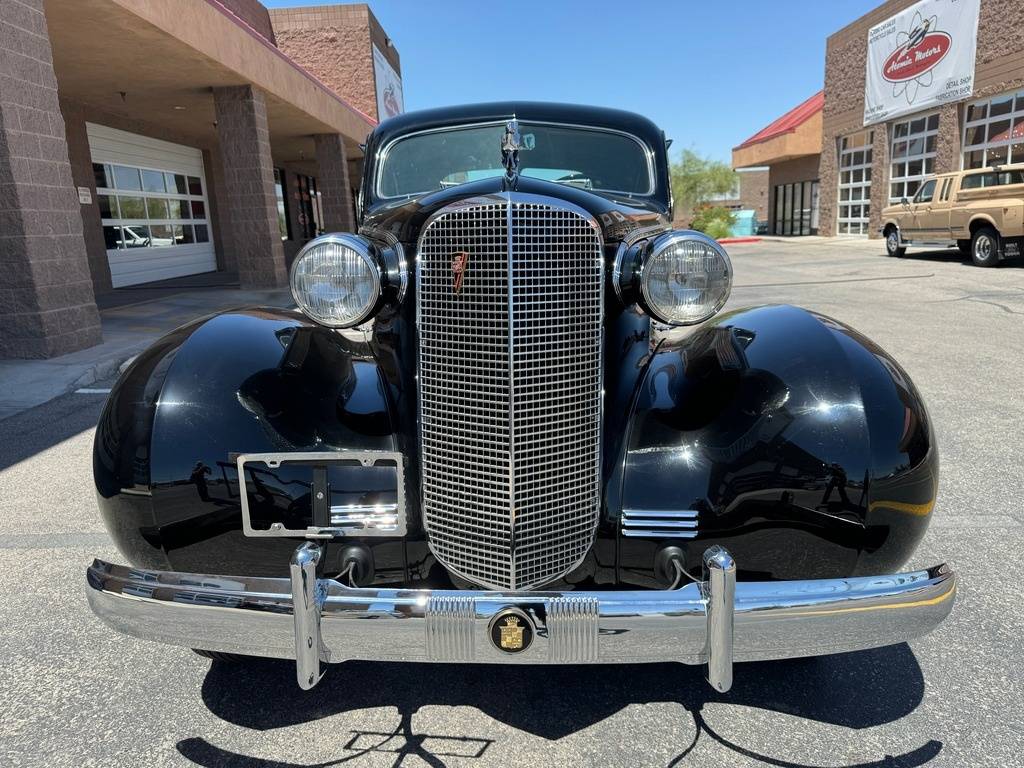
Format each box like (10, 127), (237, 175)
(88, 123), (217, 288)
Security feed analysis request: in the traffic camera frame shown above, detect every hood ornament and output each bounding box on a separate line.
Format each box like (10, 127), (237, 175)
(501, 118), (521, 191)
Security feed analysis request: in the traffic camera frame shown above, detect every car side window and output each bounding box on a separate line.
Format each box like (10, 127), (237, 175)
(962, 173), (982, 190)
(915, 179), (936, 203)
(939, 178), (951, 200)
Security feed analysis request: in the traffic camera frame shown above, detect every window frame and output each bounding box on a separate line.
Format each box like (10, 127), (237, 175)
(889, 112), (939, 203)
(837, 130), (874, 235)
(94, 161), (212, 253)
(962, 89), (1024, 169)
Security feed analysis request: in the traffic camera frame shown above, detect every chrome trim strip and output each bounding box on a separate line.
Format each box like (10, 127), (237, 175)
(622, 529), (699, 539)
(426, 595), (475, 661)
(86, 554), (956, 688)
(547, 596), (600, 663)
(623, 509), (699, 519)
(622, 508), (701, 538)
(373, 119), (657, 201)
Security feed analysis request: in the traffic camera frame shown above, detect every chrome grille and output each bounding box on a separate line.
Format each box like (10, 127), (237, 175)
(417, 194), (603, 590)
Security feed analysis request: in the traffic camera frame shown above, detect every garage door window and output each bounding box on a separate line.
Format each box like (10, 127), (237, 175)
(962, 90), (1024, 169)
(837, 130), (873, 235)
(890, 113), (938, 202)
(94, 162), (211, 251)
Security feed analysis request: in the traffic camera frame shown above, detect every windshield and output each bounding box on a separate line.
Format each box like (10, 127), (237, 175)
(376, 122), (653, 199)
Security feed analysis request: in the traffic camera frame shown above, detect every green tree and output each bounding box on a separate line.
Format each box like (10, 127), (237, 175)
(689, 204), (736, 240)
(670, 149), (738, 215)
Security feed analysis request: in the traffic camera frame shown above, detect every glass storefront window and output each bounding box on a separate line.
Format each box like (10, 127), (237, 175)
(962, 90), (1024, 168)
(773, 180), (820, 236)
(274, 168), (292, 241)
(295, 174), (323, 240)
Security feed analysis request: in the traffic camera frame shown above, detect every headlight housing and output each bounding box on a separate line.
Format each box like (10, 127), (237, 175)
(630, 230), (732, 326)
(290, 234), (384, 328)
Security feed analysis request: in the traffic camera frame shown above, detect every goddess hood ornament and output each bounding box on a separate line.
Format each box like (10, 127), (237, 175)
(501, 118), (521, 190)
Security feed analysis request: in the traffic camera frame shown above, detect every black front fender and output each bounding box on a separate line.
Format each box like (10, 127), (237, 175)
(94, 308), (404, 577)
(618, 305), (937, 585)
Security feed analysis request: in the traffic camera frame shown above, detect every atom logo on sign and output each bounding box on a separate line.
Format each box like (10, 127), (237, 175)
(881, 10), (952, 104)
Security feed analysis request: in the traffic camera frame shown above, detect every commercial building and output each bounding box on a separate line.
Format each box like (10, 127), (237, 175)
(733, 92), (823, 236)
(733, 0), (1024, 239)
(1, 0), (402, 358)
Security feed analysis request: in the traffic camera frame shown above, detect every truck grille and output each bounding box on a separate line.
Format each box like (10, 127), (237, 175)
(417, 194), (604, 590)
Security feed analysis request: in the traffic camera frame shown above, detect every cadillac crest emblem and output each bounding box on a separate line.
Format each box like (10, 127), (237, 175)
(451, 251), (470, 294)
(489, 608), (533, 653)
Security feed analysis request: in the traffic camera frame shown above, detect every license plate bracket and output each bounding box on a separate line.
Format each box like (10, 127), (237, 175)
(236, 450), (406, 539)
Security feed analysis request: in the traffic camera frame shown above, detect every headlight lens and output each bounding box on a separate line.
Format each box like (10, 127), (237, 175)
(640, 231), (732, 325)
(290, 234), (381, 328)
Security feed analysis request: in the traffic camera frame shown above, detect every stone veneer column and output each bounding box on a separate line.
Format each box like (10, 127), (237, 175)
(314, 133), (356, 233)
(0, 0), (101, 358)
(213, 85), (287, 288)
(867, 123), (889, 239)
(934, 103), (963, 175)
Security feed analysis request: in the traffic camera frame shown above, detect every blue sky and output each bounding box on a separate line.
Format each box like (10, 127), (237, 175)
(266, 0), (881, 163)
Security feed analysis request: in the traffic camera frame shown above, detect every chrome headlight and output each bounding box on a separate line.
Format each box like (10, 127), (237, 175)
(637, 231), (732, 326)
(290, 234), (383, 328)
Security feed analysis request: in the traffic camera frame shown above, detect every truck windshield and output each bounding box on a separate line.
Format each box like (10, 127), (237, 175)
(376, 123), (653, 199)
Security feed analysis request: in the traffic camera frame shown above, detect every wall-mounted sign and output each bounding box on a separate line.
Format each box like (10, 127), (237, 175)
(864, 0), (979, 125)
(372, 44), (404, 121)
(77, 186), (92, 204)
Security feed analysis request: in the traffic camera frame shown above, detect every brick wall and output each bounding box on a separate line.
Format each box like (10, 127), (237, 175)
(0, 0), (100, 358)
(270, 4), (400, 123)
(737, 168), (770, 222)
(822, 0), (1024, 237)
(213, 85), (287, 288)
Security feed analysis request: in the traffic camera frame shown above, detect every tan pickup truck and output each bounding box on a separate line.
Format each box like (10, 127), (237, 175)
(880, 164), (1024, 266)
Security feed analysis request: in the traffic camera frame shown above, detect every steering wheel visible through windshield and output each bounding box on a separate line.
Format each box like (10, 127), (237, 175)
(375, 122), (654, 199)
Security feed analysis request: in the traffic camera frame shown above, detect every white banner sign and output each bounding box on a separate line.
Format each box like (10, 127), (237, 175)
(373, 44), (404, 121)
(863, 0), (979, 125)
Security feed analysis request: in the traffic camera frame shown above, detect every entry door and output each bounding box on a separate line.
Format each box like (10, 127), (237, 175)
(917, 175), (955, 240)
(911, 178), (950, 240)
(88, 123), (217, 288)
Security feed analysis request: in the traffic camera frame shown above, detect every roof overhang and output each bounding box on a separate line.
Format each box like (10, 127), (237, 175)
(732, 93), (823, 170)
(45, 0), (376, 166)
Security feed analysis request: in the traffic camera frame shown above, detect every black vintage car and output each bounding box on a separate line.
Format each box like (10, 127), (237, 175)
(87, 102), (955, 692)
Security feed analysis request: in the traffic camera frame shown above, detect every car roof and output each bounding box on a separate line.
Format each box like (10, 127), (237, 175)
(367, 101), (666, 151)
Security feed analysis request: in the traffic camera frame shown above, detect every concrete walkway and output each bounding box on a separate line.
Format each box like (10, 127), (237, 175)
(0, 286), (291, 421)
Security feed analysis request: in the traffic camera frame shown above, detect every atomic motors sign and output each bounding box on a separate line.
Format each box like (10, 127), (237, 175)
(864, 0), (979, 125)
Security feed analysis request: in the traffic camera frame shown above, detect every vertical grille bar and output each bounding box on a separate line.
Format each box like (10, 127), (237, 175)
(417, 194), (603, 590)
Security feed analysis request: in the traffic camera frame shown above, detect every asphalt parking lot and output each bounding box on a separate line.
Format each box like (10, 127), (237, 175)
(1, 237), (1021, 767)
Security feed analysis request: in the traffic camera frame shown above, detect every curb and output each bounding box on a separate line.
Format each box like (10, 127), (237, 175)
(717, 237), (762, 245)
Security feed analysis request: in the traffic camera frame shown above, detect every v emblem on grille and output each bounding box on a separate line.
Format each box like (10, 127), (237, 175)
(451, 251), (470, 294)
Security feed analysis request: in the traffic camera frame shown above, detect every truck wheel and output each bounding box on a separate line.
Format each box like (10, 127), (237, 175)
(971, 227), (1000, 267)
(957, 240), (971, 255)
(885, 229), (905, 257)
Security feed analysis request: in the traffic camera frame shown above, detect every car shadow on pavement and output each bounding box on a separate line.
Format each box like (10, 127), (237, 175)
(176, 643), (942, 767)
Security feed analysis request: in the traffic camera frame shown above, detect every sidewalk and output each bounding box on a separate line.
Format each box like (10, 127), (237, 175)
(0, 285), (291, 421)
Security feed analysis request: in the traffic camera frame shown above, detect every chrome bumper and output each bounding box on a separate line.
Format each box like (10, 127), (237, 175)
(85, 544), (955, 693)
